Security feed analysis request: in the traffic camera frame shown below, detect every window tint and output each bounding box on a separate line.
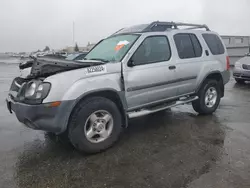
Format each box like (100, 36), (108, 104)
(190, 34), (202, 57)
(132, 36), (171, 65)
(202, 34), (225, 55)
(174, 34), (196, 59)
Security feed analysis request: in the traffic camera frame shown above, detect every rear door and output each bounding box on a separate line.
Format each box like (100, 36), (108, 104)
(123, 35), (178, 110)
(173, 33), (204, 96)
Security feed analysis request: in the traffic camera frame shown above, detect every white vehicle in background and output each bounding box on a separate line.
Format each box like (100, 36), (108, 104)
(233, 53), (250, 84)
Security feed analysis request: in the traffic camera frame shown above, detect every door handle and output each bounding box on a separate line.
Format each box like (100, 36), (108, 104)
(169, 65), (176, 70)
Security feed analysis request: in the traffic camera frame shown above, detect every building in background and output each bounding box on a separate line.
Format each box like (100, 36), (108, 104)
(221, 36), (250, 65)
(64, 43), (96, 53)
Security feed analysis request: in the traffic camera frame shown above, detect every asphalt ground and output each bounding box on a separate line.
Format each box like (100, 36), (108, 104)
(0, 64), (250, 188)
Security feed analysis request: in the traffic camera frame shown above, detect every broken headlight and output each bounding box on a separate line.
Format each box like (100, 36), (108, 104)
(25, 81), (51, 100)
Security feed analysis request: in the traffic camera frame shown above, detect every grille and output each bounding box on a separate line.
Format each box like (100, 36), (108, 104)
(233, 73), (241, 77)
(241, 75), (250, 79)
(242, 64), (250, 70)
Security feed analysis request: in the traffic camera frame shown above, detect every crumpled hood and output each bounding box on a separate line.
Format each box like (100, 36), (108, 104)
(18, 57), (104, 79)
(238, 56), (250, 65)
(42, 62), (121, 102)
(20, 67), (32, 78)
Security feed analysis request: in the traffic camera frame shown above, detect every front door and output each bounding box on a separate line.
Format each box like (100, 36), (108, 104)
(123, 35), (178, 110)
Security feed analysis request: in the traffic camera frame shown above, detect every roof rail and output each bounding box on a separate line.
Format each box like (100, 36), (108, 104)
(143, 21), (210, 32)
(110, 21), (210, 36)
(174, 22), (210, 31)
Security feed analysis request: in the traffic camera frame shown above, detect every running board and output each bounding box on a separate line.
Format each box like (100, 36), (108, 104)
(128, 96), (199, 119)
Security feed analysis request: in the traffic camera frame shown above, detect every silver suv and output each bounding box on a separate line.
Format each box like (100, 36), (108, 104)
(6, 21), (230, 153)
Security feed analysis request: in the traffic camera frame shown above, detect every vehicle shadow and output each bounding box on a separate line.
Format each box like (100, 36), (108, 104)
(15, 109), (226, 188)
(233, 82), (250, 89)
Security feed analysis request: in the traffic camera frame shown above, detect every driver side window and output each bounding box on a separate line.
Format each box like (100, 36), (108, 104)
(132, 36), (171, 66)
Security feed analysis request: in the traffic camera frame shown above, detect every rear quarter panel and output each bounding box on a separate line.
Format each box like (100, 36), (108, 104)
(196, 31), (229, 87)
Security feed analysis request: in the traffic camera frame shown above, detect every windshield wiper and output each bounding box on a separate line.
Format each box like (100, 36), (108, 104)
(87, 58), (109, 63)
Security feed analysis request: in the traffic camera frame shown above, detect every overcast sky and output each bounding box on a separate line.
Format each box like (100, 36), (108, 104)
(1, 0), (250, 52)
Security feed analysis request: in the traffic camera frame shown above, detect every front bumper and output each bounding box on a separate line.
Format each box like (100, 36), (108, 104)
(6, 96), (75, 134)
(233, 68), (250, 80)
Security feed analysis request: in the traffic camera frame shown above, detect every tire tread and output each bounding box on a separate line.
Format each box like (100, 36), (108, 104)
(192, 79), (221, 115)
(68, 97), (122, 154)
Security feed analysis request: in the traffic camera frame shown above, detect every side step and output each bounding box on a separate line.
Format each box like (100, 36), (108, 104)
(128, 96), (199, 119)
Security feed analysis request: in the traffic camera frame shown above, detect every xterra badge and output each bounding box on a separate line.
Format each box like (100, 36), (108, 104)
(86, 65), (107, 75)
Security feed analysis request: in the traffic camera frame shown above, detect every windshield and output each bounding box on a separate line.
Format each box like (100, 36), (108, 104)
(84, 34), (139, 62)
(66, 53), (88, 61)
(66, 54), (79, 60)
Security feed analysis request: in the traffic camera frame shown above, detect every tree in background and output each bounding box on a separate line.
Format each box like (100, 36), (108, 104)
(43, 46), (50, 52)
(74, 43), (79, 52)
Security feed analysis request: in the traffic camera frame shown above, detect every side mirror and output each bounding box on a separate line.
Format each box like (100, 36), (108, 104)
(128, 58), (135, 67)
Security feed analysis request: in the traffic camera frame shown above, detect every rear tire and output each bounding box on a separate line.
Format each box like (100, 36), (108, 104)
(192, 79), (221, 115)
(235, 78), (245, 84)
(68, 97), (123, 154)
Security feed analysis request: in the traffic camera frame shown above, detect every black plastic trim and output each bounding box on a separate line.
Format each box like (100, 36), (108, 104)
(67, 89), (128, 129)
(127, 76), (197, 92)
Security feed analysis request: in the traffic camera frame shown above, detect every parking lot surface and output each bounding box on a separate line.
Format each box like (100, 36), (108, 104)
(1, 64), (250, 188)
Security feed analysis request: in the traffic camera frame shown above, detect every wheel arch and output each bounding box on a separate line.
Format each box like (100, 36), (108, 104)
(196, 71), (224, 97)
(65, 89), (128, 133)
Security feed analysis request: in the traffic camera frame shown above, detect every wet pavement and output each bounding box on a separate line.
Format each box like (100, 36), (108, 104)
(0, 64), (250, 188)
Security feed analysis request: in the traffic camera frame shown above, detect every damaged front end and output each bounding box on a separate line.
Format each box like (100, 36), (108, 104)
(10, 57), (103, 104)
(9, 77), (51, 105)
(6, 57), (108, 133)
(19, 57), (103, 79)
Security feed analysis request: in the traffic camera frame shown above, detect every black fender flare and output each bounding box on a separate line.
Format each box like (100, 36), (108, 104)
(195, 71), (224, 97)
(64, 89), (128, 133)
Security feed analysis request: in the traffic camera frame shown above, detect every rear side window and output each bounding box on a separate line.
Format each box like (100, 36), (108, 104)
(174, 33), (202, 59)
(202, 34), (225, 55)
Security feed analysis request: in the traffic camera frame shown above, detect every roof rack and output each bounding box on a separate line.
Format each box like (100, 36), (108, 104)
(143, 21), (210, 32)
(111, 21), (210, 36)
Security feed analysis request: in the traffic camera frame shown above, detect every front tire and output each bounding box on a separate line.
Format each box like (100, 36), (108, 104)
(192, 80), (221, 115)
(68, 97), (123, 154)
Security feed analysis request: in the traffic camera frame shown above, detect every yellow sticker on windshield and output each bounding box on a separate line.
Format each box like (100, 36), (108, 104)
(115, 41), (130, 51)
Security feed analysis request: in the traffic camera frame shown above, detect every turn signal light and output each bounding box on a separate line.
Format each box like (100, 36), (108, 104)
(45, 101), (61, 107)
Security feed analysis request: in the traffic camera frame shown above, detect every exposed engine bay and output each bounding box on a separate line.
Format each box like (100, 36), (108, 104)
(19, 57), (103, 79)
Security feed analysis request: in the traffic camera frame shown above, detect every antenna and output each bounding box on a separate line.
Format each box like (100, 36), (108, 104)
(73, 21), (75, 45)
